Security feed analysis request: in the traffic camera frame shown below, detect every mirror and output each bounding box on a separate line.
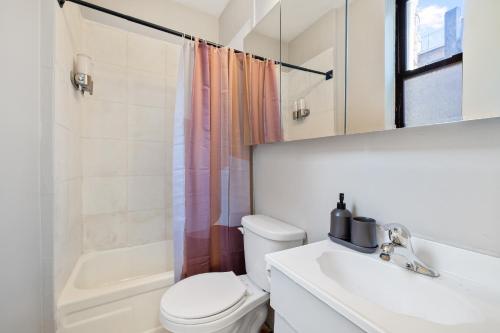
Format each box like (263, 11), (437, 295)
(279, 0), (347, 141)
(241, 2), (282, 60)
(345, 0), (500, 134)
(227, 0), (500, 142)
(231, 0), (346, 142)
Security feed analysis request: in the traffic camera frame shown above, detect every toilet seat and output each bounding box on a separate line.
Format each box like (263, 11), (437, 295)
(161, 274), (270, 333)
(161, 272), (247, 325)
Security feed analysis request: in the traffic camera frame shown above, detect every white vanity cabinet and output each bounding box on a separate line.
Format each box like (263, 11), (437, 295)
(266, 240), (500, 333)
(270, 267), (364, 333)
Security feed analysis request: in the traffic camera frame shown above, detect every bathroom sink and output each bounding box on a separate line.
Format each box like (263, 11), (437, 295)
(266, 239), (500, 333)
(317, 250), (481, 325)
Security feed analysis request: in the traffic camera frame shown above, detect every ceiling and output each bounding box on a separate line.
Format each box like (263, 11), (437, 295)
(174, 0), (231, 17)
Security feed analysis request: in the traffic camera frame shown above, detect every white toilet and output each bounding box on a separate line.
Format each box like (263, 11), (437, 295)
(160, 215), (306, 333)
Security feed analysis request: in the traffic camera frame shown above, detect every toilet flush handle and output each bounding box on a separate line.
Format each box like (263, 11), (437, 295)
(238, 227), (244, 234)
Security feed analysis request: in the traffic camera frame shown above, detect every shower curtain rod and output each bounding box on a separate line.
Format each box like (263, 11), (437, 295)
(57, 0), (333, 80)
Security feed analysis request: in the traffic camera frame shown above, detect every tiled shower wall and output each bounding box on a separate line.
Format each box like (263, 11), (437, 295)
(81, 20), (180, 252)
(53, 2), (84, 301)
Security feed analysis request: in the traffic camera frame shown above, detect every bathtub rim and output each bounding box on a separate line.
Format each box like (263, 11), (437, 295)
(58, 241), (174, 315)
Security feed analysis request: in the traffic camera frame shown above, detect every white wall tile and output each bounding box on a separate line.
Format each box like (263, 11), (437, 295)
(79, 21), (180, 251)
(63, 2), (84, 53)
(84, 21), (127, 67)
(128, 105), (165, 141)
(165, 215), (173, 240)
(54, 182), (69, 243)
(68, 84), (83, 134)
(164, 108), (175, 144)
(127, 32), (166, 74)
(127, 70), (165, 107)
(126, 210), (166, 246)
(54, 8), (74, 69)
(128, 141), (166, 176)
(68, 178), (82, 229)
(128, 176), (165, 211)
(83, 213), (127, 251)
(165, 75), (177, 112)
(69, 132), (82, 180)
(54, 125), (70, 182)
(82, 139), (127, 177)
(54, 65), (71, 129)
(82, 177), (127, 215)
(40, 65), (55, 195)
(166, 42), (181, 77)
(91, 63), (128, 103)
(53, 2), (85, 305)
(65, 221), (82, 278)
(83, 99), (128, 139)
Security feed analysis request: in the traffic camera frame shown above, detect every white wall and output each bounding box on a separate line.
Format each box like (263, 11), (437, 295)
(243, 31), (283, 61)
(462, 0), (500, 121)
(0, 0), (43, 332)
(80, 19), (179, 252)
(254, 118), (500, 257)
(254, 0), (280, 27)
(219, 0), (252, 45)
(83, 0), (219, 43)
(288, 10), (336, 67)
(346, 0), (393, 134)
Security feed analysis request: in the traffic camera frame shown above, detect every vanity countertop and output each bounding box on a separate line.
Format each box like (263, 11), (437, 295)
(266, 239), (500, 333)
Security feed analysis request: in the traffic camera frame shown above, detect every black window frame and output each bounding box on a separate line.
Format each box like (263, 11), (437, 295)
(395, 0), (463, 128)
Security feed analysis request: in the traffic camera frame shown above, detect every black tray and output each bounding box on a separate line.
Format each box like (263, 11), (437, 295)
(328, 233), (378, 254)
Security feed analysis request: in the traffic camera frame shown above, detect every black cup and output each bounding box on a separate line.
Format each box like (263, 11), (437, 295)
(351, 217), (378, 248)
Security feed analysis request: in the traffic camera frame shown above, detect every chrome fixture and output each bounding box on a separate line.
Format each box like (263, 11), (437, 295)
(379, 223), (439, 278)
(293, 98), (310, 120)
(71, 53), (93, 95)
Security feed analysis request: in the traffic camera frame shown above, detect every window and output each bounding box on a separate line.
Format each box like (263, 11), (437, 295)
(396, 0), (464, 128)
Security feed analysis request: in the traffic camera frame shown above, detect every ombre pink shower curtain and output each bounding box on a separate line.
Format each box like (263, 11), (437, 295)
(173, 41), (281, 280)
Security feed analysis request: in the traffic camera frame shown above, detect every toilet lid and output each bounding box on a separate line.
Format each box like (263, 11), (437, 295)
(161, 272), (247, 320)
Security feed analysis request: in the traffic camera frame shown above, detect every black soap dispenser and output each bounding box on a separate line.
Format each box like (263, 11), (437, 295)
(329, 193), (352, 240)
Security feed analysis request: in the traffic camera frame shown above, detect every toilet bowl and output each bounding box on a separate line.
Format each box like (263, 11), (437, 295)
(160, 273), (268, 333)
(160, 215), (306, 333)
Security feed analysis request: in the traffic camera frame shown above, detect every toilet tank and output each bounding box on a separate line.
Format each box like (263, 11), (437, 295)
(241, 215), (306, 292)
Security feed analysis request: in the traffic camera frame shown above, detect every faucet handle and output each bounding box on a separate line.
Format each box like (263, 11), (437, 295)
(379, 243), (394, 261)
(381, 223), (411, 247)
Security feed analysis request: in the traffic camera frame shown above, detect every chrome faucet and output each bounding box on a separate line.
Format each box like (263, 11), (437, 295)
(379, 223), (439, 278)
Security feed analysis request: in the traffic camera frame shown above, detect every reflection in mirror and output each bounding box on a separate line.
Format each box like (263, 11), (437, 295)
(240, 1), (284, 143)
(242, 1), (282, 61)
(346, 0), (500, 135)
(280, 0), (347, 141)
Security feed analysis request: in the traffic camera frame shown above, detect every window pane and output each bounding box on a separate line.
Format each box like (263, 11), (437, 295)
(406, 0), (464, 70)
(404, 63), (462, 127)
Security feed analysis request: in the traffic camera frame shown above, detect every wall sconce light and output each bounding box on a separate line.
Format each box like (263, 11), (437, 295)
(71, 53), (93, 95)
(293, 98), (310, 120)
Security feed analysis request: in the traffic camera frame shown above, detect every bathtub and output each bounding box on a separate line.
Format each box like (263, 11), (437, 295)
(57, 241), (174, 333)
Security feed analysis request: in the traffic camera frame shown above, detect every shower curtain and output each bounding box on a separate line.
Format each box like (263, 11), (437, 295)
(173, 40), (281, 281)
